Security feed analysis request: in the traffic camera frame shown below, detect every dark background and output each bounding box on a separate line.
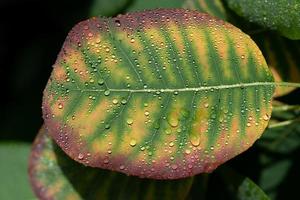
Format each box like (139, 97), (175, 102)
(0, 0), (93, 141)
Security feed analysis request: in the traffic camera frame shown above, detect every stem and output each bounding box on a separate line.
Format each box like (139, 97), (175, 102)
(275, 82), (300, 88)
(268, 118), (300, 129)
(272, 105), (300, 112)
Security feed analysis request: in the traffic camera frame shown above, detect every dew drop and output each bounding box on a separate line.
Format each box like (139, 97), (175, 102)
(112, 99), (118, 105)
(190, 135), (200, 147)
(58, 103), (63, 109)
(168, 118), (178, 127)
(104, 90), (110, 96)
(169, 142), (174, 147)
(127, 118), (133, 125)
(78, 153), (84, 160)
(263, 114), (269, 121)
(130, 139), (137, 147)
(103, 159), (109, 164)
(144, 111), (150, 116)
(98, 79), (104, 85)
(121, 99), (127, 105)
(105, 124), (110, 129)
(171, 164), (178, 170)
(204, 103), (209, 108)
(115, 19), (121, 27)
(119, 165), (125, 170)
(185, 149), (191, 154)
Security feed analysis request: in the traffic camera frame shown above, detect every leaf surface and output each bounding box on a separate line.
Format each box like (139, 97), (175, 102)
(29, 127), (193, 200)
(225, 0), (300, 40)
(43, 9), (275, 179)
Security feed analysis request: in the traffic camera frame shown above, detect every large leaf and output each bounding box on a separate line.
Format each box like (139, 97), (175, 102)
(127, 0), (227, 20)
(42, 9), (275, 179)
(225, 0), (300, 40)
(29, 127), (193, 200)
(0, 143), (35, 199)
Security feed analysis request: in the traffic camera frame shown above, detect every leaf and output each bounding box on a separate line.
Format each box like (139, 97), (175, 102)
(183, 0), (227, 20)
(258, 156), (292, 199)
(42, 9), (275, 179)
(221, 167), (270, 200)
(0, 143), (35, 200)
(127, 0), (227, 20)
(29, 127), (193, 200)
(89, 0), (130, 17)
(258, 120), (300, 154)
(225, 0), (300, 40)
(252, 33), (300, 97)
(237, 178), (270, 200)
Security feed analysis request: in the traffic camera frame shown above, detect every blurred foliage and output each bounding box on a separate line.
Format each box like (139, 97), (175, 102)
(0, 0), (300, 199)
(0, 143), (35, 199)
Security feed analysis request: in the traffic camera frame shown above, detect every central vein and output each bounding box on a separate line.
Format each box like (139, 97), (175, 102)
(67, 82), (277, 93)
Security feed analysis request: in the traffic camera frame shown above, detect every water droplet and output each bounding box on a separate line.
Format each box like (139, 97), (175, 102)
(168, 117), (178, 127)
(127, 118), (133, 125)
(169, 142), (174, 147)
(105, 124), (110, 129)
(104, 90), (110, 96)
(121, 99), (127, 105)
(119, 165), (125, 170)
(130, 139), (137, 147)
(247, 122), (251, 127)
(263, 114), (269, 121)
(115, 19), (121, 27)
(78, 153), (84, 160)
(144, 111), (150, 116)
(185, 149), (191, 154)
(98, 79), (104, 85)
(204, 103), (209, 108)
(103, 159), (109, 164)
(112, 99), (118, 105)
(190, 135), (200, 147)
(171, 164), (178, 170)
(58, 103), (63, 109)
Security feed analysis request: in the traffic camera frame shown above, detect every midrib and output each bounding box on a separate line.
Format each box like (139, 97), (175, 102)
(67, 81), (276, 93)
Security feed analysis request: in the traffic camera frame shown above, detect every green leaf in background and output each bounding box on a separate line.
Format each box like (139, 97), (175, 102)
(259, 124), (300, 154)
(237, 178), (270, 200)
(127, 0), (183, 12)
(225, 0), (300, 40)
(42, 9), (275, 179)
(183, 0), (227, 20)
(0, 143), (35, 200)
(127, 0), (227, 20)
(252, 33), (300, 97)
(221, 167), (270, 200)
(89, 0), (131, 17)
(259, 156), (292, 199)
(258, 101), (300, 154)
(29, 127), (193, 200)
